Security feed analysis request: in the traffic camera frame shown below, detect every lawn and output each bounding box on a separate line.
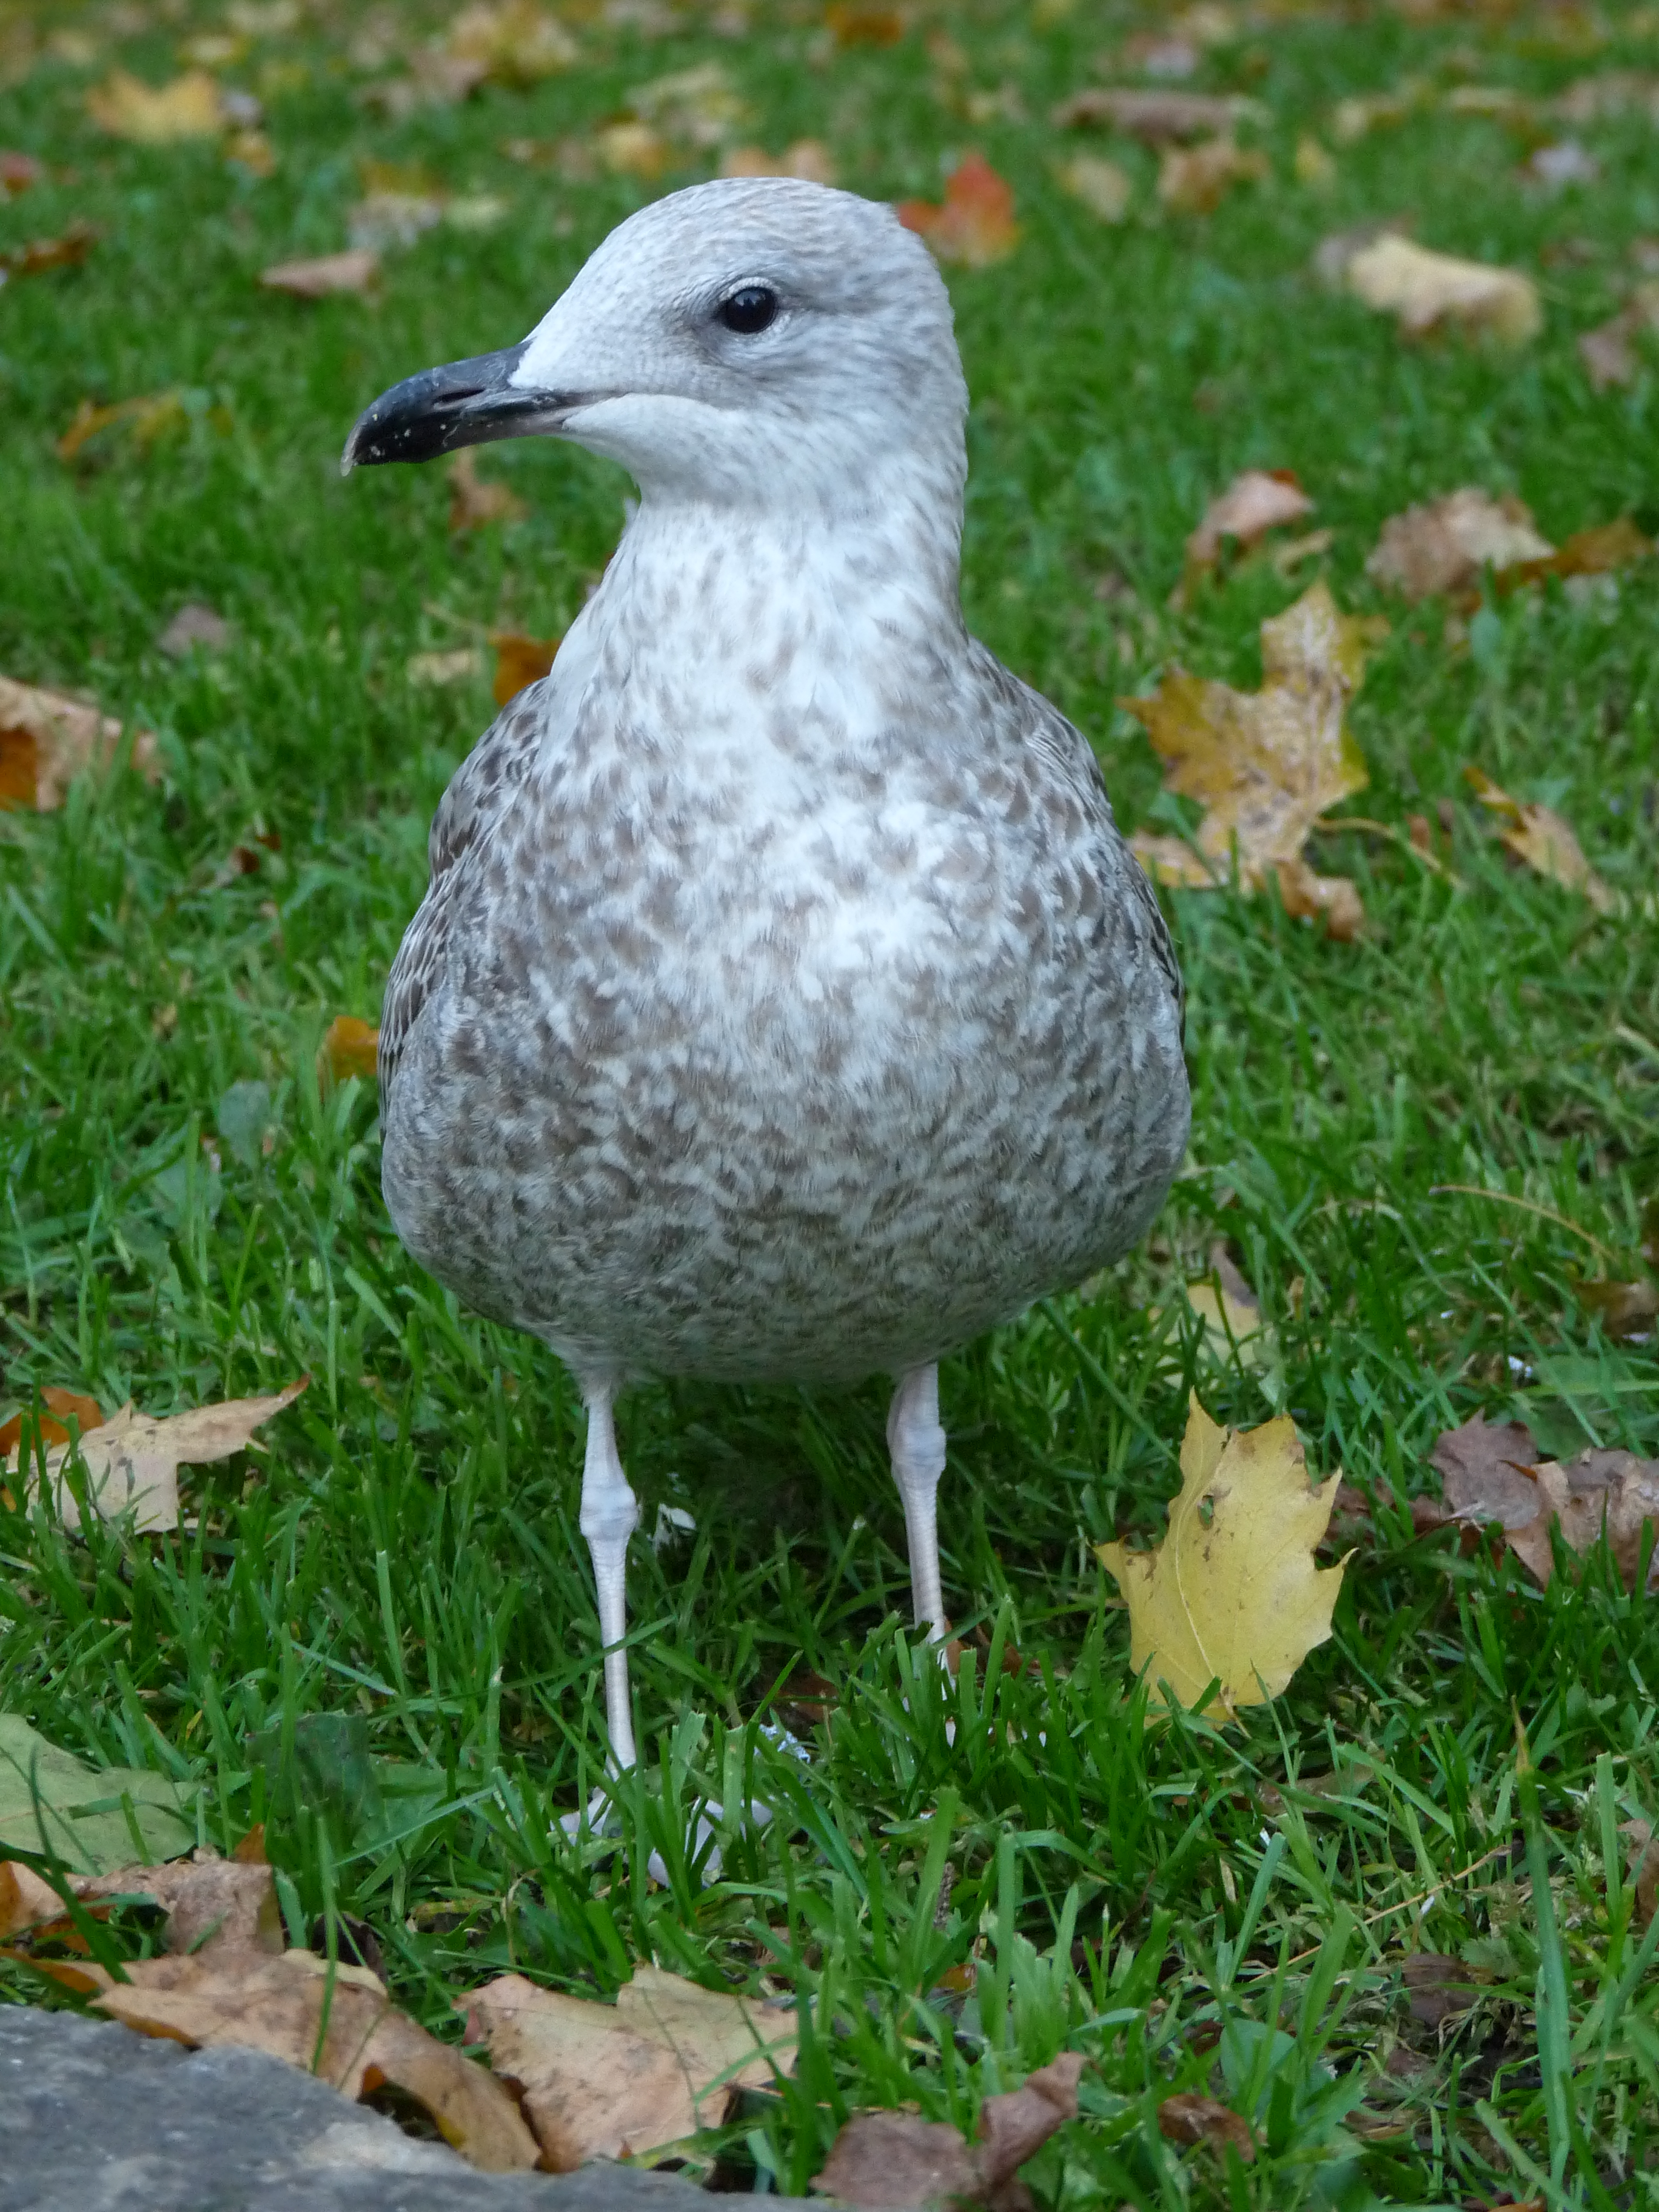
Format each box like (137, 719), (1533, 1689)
(3, 0), (1659, 2203)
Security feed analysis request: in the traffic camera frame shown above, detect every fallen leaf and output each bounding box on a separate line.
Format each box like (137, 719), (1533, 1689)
(1181, 1248), (1271, 1367)
(158, 604), (232, 658)
(259, 247), (380, 298)
(1524, 139), (1599, 189)
(817, 2054), (1084, 2209)
(225, 128), (276, 176)
(408, 646), (484, 687)
(1342, 235), (1542, 344)
(86, 69), (227, 142)
(1577, 1279), (1659, 1337)
(348, 190), (444, 252)
(0, 1387), (105, 1461)
(1273, 854), (1364, 939)
(1124, 580), (1372, 932)
(1096, 1395), (1348, 1720)
(1620, 1819), (1658, 1926)
(1120, 32), (1199, 78)
(1555, 70), (1659, 125)
(320, 1014), (380, 1084)
(1400, 1951), (1488, 2028)
(449, 451), (529, 530)
(1366, 488), (1553, 601)
(1464, 765), (1618, 914)
(0, 672), (160, 811)
(593, 120), (671, 178)
(825, 4), (905, 45)
(1157, 2091), (1256, 2162)
(1426, 1415), (1659, 1591)
(1494, 516), (1653, 595)
(491, 631), (560, 705)
(1293, 134), (1335, 187)
(1053, 152), (1132, 223)
(69, 1854), (284, 1957)
(628, 61), (748, 149)
(0, 1717), (195, 1874)
(1158, 136), (1268, 214)
(447, 0), (578, 85)
(5, 1379), (307, 1536)
(1052, 87), (1264, 141)
(1185, 469), (1314, 575)
(1579, 283), (1659, 388)
(897, 153), (1019, 268)
(461, 1964), (798, 2167)
(1329, 87), (1421, 141)
(0, 149), (44, 194)
(0, 219), (96, 281)
(721, 138), (837, 183)
(95, 1947), (538, 2171)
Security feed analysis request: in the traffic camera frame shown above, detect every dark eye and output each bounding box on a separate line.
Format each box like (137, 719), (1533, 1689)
(717, 284), (779, 334)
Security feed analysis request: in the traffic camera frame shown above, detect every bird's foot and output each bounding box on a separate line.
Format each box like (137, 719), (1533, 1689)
(553, 1765), (784, 1887)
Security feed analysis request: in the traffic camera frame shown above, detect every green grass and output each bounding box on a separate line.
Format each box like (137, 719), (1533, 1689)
(4, 0), (1659, 2202)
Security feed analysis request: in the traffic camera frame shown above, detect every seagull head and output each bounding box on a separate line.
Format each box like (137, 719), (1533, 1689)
(340, 178), (967, 514)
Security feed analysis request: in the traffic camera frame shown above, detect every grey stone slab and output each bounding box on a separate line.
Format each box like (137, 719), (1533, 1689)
(0, 2003), (802, 2212)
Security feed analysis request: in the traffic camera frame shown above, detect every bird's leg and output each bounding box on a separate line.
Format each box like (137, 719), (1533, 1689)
(578, 1387), (640, 1771)
(887, 1364), (951, 1641)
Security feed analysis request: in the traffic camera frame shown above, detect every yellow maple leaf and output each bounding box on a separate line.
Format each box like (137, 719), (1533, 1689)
(86, 69), (226, 142)
(1096, 1396), (1349, 1720)
(1122, 581), (1375, 931)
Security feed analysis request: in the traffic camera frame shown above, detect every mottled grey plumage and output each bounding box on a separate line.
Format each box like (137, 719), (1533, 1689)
(350, 176), (1188, 1771)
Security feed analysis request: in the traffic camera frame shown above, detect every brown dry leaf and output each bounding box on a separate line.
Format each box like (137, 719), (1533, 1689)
(1578, 284), (1659, 389)
(448, 451), (529, 531)
(1274, 855), (1364, 940)
(226, 129), (276, 176)
(95, 1948), (537, 2172)
(0, 673), (160, 811)
(460, 1965), (797, 2168)
(722, 139), (836, 183)
(491, 632), (560, 705)
(1400, 1952), (1488, 2028)
(447, 0), (578, 85)
(57, 389), (189, 464)
(321, 1014), (380, 1084)
(260, 247), (380, 299)
(1578, 1279), (1659, 1337)
(825, 4), (905, 47)
(1158, 136), (1268, 215)
(1464, 765), (1618, 915)
(1495, 517), (1653, 595)
(817, 2054), (1084, 2210)
(87, 69), (227, 142)
(628, 61), (748, 150)
(0, 218), (96, 281)
(897, 153), (1019, 268)
(409, 647), (483, 688)
(1124, 580), (1372, 931)
(1157, 2091), (1256, 2162)
(1342, 235), (1542, 344)
(0, 1387), (105, 1461)
(593, 120), (671, 178)
(1051, 87), (1264, 141)
(1053, 152), (1133, 223)
(1, 150), (44, 195)
(1185, 469), (1314, 575)
(1366, 488), (1553, 601)
(1620, 1819), (1658, 1926)
(50, 1855), (285, 1958)
(1426, 1415), (1659, 1592)
(1096, 1395), (1348, 1720)
(6, 1379), (307, 1536)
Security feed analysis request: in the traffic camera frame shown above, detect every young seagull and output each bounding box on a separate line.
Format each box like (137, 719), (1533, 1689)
(343, 179), (1190, 1772)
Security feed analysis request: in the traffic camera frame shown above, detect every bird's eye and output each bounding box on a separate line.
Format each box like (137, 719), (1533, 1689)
(717, 284), (779, 335)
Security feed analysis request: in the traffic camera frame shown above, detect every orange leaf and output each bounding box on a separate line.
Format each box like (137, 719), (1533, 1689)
(0, 1388), (106, 1460)
(320, 1015), (380, 1084)
(0, 220), (96, 279)
(490, 631), (560, 706)
(897, 153), (1019, 268)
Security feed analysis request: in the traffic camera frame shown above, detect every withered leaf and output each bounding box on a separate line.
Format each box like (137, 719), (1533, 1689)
(447, 0), (578, 86)
(158, 604), (232, 659)
(1341, 235), (1542, 344)
(1156, 2091), (1256, 2162)
(1464, 766), (1618, 914)
(1052, 87), (1264, 141)
(448, 451), (529, 530)
(491, 631), (560, 705)
(260, 247), (380, 297)
(1124, 580), (1372, 933)
(1097, 1396), (1347, 1720)
(0, 150), (44, 195)
(57, 390), (189, 463)
(1426, 1416), (1659, 1591)
(1366, 488), (1553, 602)
(1053, 152), (1132, 223)
(817, 2054), (1084, 2210)
(1620, 1819), (1658, 1927)
(0, 218), (96, 280)
(897, 153), (1019, 268)
(1186, 471), (1314, 574)
(1400, 1951), (1489, 2028)
(95, 1948), (538, 2172)
(0, 1386), (104, 1461)
(461, 1965), (798, 2168)
(1577, 1278), (1659, 1338)
(722, 139), (836, 184)
(320, 1014), (380, 1084)
(87, 69), (227, 142)
(7, 1379), (307, 1536)
(0, 673), (160, 811)
(628, 61), (748, 150)
(1579, 285), (1659, 389)
(1158, 137), (1268, 215)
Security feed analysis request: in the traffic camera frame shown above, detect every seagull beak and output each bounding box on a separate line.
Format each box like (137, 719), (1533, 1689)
(340, 341), (571, 474)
